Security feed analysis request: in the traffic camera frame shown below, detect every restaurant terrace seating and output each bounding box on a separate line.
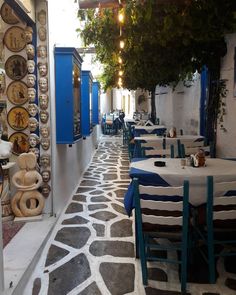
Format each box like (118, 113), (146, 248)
(194, 176), (236, 283)
(143, 145), (175, 158)
(133, 178), (190, 293)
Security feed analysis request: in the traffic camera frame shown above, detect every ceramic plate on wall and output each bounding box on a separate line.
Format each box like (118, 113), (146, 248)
(5, 55), (27, 80)
(0, 3), (19, 25)
(9, 132), (29, 155)
(4, 26), (26, 52)
(6, 81), (28, 105)
(7, 106), (29, 131)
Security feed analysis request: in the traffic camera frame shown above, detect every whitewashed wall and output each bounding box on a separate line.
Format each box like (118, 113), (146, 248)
(47, 0), (100, 215)
(217, 33), (236, 158)
(112, 88), (135, 118)
(155, 75), (201, 135)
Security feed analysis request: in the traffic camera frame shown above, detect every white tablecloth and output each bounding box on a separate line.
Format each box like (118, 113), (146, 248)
(134, 125), (166, 131)
(131, 158), (236, 206)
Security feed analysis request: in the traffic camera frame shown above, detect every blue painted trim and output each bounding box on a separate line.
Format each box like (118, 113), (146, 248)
(200, 66), (208, 136)
(54, 47), (83, 144)
(92, 82), (100, 125)
(81, 71), (93, 136)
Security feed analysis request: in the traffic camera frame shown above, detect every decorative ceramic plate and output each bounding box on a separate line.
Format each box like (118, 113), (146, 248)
(7, 106), (29, 131)
(5, 55), (27, 81)
(6, 81), (28, 105)
(9, 132), (29, 155)
(0, 3), (19, 25)
(4, 26), (26, 52)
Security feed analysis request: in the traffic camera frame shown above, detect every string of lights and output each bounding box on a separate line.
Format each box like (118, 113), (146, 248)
(117, 3), (124, 88)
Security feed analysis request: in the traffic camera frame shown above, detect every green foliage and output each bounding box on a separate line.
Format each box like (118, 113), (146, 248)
(77, 1), (236, 92)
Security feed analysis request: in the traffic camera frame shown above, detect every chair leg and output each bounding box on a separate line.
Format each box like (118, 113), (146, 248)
(208, 235), (216, 283)
(181, 246), (187, 293)
(139, 234), (148, 285)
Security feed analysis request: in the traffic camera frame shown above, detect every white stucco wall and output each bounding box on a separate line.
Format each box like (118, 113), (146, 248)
(217, 33), (236, 158)
(155, 74), (201, 134)
(47, 0), (100, 215)
(112, 88), (135, 118)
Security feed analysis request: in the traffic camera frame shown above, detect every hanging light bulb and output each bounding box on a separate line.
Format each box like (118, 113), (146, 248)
(119, 70), (123, 76)
(120, 40), (125, 49)
(118, 11), (124, 23)
(118, 78), (123, 87)
(118, 56), (122, 64)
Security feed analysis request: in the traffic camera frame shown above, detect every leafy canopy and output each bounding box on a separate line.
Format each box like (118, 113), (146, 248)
(77, 0), (236, 91)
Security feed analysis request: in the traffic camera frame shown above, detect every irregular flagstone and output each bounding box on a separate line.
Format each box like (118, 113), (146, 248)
(89, 241), (134, 257)
(113, 189), (127, 198)
(88, 204), (108, 211)
(79, 282), (102, 295)
(45, 245), (69, 267)
(91, 196), (111, 202)
(145, 288), (191, 295)
(77, 187), (94, 193)
(120, 174), (130, 180)
(89, 211), (117, 221)
(225, 278), (236, 290)
(90, 190), (104, 195)
(72, 194), (87, 202)
(148, 268), (168, 282)
(62, 215), (89, 225)
(110, 219), (133, 237)
(92, 223), (105, 237)
(98, 184), (113, 188)
(103, 174), (117, 180)
(80, 180), (101, 186)
(32, 278), (41, 295)
(55, 227), (91, 249)
(48, 254), (91, 295)
(65, 202), (83, 214)
(100, 262), (135, 294)
(111, 203), (127, 215)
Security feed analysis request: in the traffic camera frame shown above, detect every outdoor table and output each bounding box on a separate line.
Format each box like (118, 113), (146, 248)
(124, 157), (236, 216)
(133, 134), (204, 157)
(133, 125), (166, 137)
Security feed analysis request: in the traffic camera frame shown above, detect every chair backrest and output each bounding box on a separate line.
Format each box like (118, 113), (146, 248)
(144, 144), (175, 158)
(134, 179), (189, 229)
(207, 176), (236, 224)
(141, 141), (164, 150)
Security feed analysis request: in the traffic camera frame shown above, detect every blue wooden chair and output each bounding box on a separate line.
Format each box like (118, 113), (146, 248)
(143, 144), (175, 158)
(194, 176), (236, 283)
(133, 178), (190, 293)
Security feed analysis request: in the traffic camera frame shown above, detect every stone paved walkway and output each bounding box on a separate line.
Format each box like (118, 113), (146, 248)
(24, 136), (236, 295)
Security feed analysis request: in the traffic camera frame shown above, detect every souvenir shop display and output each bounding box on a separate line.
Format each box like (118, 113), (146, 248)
(7, 81), (28, 105)
(7, 106), (29, 131)
(5, 55), (27, 80)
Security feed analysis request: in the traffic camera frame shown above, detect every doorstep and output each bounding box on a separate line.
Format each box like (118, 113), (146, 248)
(3, 215), (56, 295)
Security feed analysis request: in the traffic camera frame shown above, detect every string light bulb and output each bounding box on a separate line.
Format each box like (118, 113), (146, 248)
(118, 56), (122, 64)
(118, 11), (124, 23)
(119, 70), (123, 76)
(120, 40), (125, 49)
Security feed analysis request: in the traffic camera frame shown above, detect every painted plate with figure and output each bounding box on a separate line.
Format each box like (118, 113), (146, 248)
(7, 106), (29, 131)
(9, 132), (29, 155)
(5, 55), (27, 80)
(4, 26), (26, 52)
(0, 3), (19, 25)
(7, 81), (28, 105)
